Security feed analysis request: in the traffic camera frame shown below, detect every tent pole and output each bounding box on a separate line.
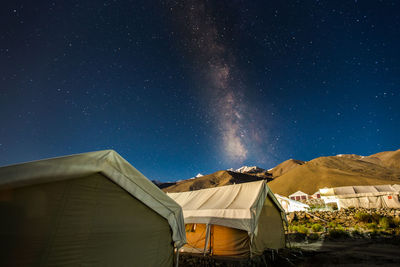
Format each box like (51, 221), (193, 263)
(203, 224), (210, 256)
(175, 248), (180, 267)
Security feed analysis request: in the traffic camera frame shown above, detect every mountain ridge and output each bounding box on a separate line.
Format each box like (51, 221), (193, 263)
(160, 149), (400, 195)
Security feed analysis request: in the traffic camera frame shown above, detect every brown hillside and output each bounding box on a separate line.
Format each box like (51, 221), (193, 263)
(163, 170), (264, 193)
(367, 149), (400, 170)
(268, 154), (400, 196)
(269, 159), (305, 177)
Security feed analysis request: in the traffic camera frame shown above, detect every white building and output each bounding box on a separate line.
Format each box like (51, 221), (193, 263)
(288, 191), (309, 201)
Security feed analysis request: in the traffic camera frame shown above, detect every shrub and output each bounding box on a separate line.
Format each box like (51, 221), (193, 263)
(351, 229), (362, 237)
(296, 225), (309, 234)
(329, 228), (349, 239)
(379, 217), (390, 230)
(392, 217), (400, 228)
(288, 225), (298, 233)
(308, 233), (319, 240)
(371, 213), (381, 224)
(311, 223), (323, 232)
(355, 212), (370, 223)
(366, 222), (377, 230)
(328, 222), (337, 229)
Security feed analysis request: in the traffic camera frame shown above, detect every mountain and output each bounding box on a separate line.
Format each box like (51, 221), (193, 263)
(160, 149), (400, 195)
(231, 166), (265, 173)
(162, 170), (266, 193)
(152, 180), (176, 189)
(268, 149), (400, 196)
(268, 159), (305, 177)
(367, 149), (400, 170)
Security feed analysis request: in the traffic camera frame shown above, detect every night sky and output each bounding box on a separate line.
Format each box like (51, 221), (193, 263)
(1, 0), (399, 181)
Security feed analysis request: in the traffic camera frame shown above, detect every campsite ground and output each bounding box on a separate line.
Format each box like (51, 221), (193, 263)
(178, 237), (400, 266)
(292, 238), (400, 266)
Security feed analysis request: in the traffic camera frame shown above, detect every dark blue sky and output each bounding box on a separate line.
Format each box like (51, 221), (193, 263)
(1, 0), (399, 181)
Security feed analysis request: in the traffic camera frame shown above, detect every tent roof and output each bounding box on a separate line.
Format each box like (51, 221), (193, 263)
(320, 184), (400, 198)
(167, 180), (285, 234)
(0, 150), (186, 248)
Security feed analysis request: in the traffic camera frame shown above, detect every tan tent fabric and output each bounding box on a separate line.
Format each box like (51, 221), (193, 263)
(0, 173), (174, 266)
(322, 184), (400, 196)
(167, 180), (285, 234)
(251, 197), (286, 254)
(0, 150), (186, 248)
(168, 181), (286, 257)
(183, 224), (250, 257)
(320, 184), (400, 209)
(211, 225), (250, 257)
(184, 223), (207, 252)
(0, 150), (187, 266)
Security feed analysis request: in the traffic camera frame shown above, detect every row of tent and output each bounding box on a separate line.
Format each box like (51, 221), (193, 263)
(0, 150), (286, 266)
(319, 184), (400, 209)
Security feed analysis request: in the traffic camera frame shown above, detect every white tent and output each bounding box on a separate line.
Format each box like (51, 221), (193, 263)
(167, 180), (286, 257)
(274, 194), (310, 212)
(319, 184), (400, 210)
(0, 150), (186, 266)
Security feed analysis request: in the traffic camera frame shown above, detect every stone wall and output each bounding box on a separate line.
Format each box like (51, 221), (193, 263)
(288, 208), (400, 228)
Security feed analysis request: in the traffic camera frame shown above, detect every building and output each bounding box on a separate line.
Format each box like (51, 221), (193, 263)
(288, 190), (309, 201)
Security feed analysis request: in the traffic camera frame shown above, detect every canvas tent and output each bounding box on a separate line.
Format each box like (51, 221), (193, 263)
(319, 184), (400, 210)
(167, 180), (286, 258)
(0, 150), (186, 267)
(275, 194), (310, 213)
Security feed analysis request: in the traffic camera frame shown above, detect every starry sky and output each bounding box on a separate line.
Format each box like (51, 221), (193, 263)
(1, 0), (399, 181)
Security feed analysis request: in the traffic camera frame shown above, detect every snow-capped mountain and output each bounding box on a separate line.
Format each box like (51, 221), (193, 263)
(228, 166), (265, 174)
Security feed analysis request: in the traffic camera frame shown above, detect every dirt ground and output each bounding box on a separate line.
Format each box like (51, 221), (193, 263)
(178, 237), (400, 266)
(292, 238), (400, 266)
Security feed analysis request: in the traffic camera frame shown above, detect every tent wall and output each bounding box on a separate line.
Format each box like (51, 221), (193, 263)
(251, 196), (285, 255)
(338, 194), (400, 209)
(211, 225), (250, 257)
(182, 195), (285, 258)
(0, 173), (173, 267)
(183, 224), (250, 257)
(183, 223), (207, 253)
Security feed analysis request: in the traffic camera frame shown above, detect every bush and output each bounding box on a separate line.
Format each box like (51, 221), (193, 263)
(308, 233), (319, 240)
(289, 224), (309, 234)
(392, 217), (400, 228)
(328, 222), (337, 229)
(366, 222), (377, 230)
(371, 213), (381, 224)
(355, 212), (370, 223)
(311, 223), (323, 232)
(329, 228), (349, 239)
(379, 217), (390, 230)
(351, 229), (362, 237)
(296, 225), (309, 234)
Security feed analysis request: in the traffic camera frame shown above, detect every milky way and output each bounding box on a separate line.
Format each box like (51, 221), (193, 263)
(169, 0), (267, 163)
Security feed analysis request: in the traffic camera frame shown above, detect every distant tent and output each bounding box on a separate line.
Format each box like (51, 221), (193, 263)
(274, 194), (310, 212)
(167, 181), (286, 258)
(319, 184), (400, 209)
(0, 150), (186, 267)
